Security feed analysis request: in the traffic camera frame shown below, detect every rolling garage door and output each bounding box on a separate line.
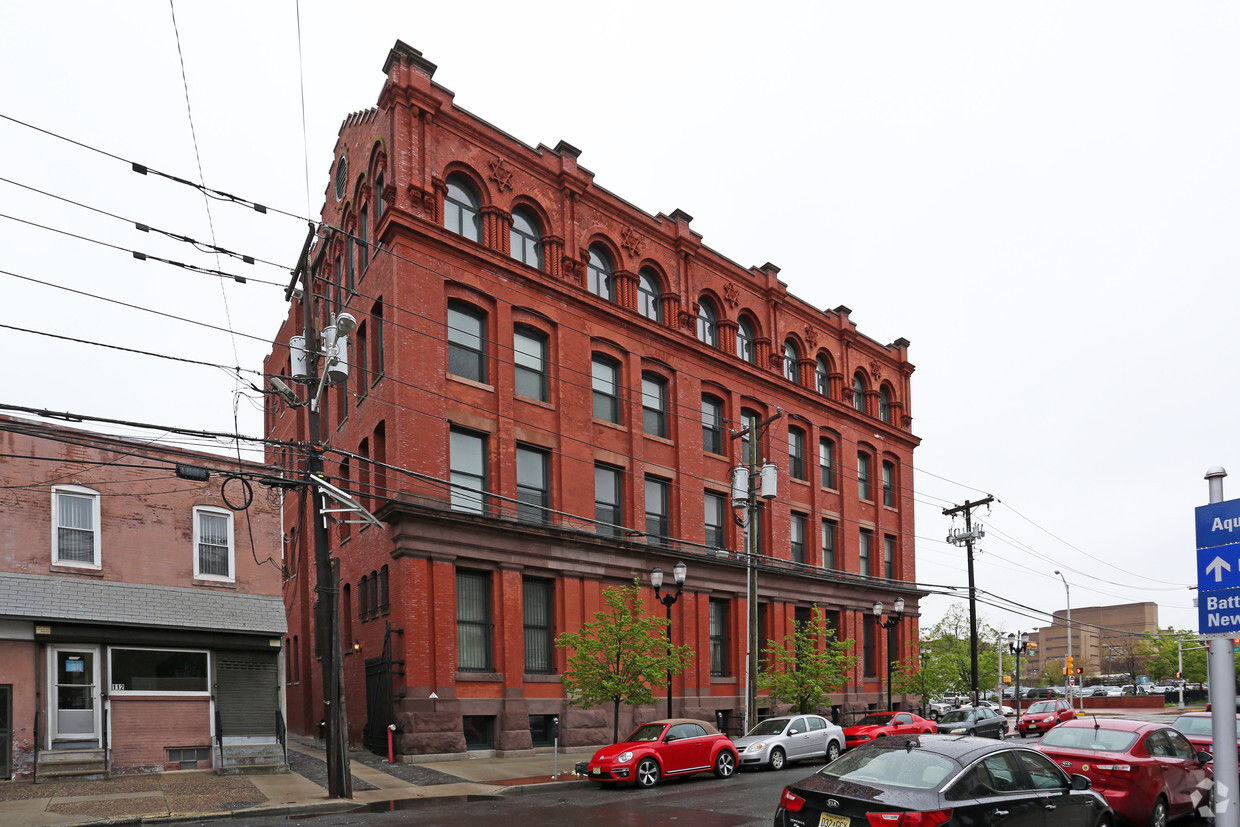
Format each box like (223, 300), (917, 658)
(216, 652), (278, 736)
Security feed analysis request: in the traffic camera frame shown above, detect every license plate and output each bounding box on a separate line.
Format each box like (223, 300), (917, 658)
(591, 766), (600, 775)
(819, 815), (849, 827)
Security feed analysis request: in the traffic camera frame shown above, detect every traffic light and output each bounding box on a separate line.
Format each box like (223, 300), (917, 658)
(1066, 655), (1073, 673)
(1075, 667), (1083, 675)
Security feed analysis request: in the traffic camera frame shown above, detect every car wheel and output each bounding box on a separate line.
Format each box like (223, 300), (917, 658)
(967, 728), (976, 737)
(929, 711), (940, 721)
(635, 758), (660, 788)
(1147, 795), (1167, 827)
(826, 741), (842, 762)
(714, 750), (737, 778)
(769, 747), (786, 771)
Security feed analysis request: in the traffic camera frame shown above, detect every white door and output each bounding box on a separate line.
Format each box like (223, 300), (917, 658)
(51, 647), (99, 742)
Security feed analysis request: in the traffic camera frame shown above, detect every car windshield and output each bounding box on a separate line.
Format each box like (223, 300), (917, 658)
(747, 719), (790, 736)
(1026, 702), (1056, 714)
(856, 713), (895, 726)
(820, 747), (956, 790)
(940, 710), (975, 723)
(625, 724), (666, 742)
(1174, 716), (1240, 738)
(1039, 726), (1139, 752)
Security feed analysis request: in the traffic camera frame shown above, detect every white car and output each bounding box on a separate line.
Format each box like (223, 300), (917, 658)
(732, 714), (844, 771)
(979, 699), (1016, 716)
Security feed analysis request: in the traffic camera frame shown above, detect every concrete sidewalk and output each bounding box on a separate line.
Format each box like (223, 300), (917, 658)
(0, 736), (589, 827)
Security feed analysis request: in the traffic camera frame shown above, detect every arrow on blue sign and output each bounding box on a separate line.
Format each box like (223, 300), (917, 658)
(1206, 556), (1233, 583)
(1198, 542), (1240, 591)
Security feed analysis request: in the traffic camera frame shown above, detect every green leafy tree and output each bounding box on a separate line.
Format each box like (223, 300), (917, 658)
(889, 654), (943, 713)
(1143, 628), (1208, 684)
(758, 606), (857, 714)
(554, 580), (694, 742)
(919, 605), (1004, 699)
(1105, 634), (1156, 688)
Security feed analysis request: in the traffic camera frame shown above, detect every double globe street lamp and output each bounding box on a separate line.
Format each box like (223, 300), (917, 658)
(651, 562), (687, 719)
(873, 597), (905, 712)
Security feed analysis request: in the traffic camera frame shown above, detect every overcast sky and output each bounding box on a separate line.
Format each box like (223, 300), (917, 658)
(4, 1), (1237, 645)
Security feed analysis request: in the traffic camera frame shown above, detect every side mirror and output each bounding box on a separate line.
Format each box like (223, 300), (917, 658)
(1070, 774), (1092, 791)
(1198, 750), (1213, 765)
(664, 734), (677, 743)
(789, 729), (800, 735)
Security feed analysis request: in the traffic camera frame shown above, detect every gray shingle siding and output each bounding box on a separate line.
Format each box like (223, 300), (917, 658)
(0, 573), (286, 635)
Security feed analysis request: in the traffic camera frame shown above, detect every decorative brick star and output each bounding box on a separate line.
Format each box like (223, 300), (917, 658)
(724, 283), (740, 307)
(621, 226), (643, 256)
(488, 158), (513, 192)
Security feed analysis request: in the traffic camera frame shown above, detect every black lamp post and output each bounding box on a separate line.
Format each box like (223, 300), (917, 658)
(652, 562), (687, 719)
(919, 645), (932, 717)
(873, 597), (905, 711)
(1007, 632), (1030, 718)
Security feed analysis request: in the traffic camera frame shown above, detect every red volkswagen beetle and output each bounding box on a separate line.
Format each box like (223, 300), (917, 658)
(842, 711), (937, 749)
(1036, 718), (1213, 826)
(583, 718), (739, 788)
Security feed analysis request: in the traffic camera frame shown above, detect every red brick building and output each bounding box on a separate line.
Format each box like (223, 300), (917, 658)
(265, 41), (923, 758)
(0, 416), (286, 780)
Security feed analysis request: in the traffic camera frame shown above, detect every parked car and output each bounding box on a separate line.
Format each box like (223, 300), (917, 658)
(732, 713), (844, 770)
(843, 711), (937, 749)
(1172, 711), (1240, 755)
(979, 699), (1016, 716)
(1091, 685), (1123, 698)
(1025, 686), (1059, 700)
(1016, 698), (1076, 738)
(1036, 718), (1213, 827)
(936, 706), (1008, 739)
(774, 735), (1113, 826)
(580, 718), (738, 787)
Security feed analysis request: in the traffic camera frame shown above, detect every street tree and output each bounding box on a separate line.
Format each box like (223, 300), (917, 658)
(554, 579), (694, 742)
(758, 606), (857, 714)
(919, 605), (1004, 699)
(1105, 634), (1156, 687)
(1143, 628), (1208, 684)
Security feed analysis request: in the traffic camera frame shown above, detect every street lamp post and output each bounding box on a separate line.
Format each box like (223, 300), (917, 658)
(919, 646), (932, 717)
(652, 562), (687, 719)
(1007, 632), (1030, 718)
(873, 598), (905, 711)
(1054, 570), (1075, 712)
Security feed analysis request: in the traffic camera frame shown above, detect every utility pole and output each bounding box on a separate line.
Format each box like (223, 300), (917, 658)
(287, 225), (351, 799)
(943, 496), (993, 707)
(732, 410), (782, 734)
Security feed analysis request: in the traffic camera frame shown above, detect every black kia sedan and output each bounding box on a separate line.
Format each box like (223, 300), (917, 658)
(773, 735), (1112, 827)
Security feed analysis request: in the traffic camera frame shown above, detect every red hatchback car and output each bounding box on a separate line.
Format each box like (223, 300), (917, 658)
(1016, 698), (1076, 737)
(843, 711), (937, 749)
(1036, 718), (1213, 826)
(583, 718), (739, 788)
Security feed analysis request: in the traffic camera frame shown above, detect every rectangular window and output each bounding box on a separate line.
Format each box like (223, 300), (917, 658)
(53, 487), (100, 567)
(358, 204), (369, 273)
(457, 571), (492, 672)
(642, 373), (667, 438)
(824, 610), (841, 642)
(449, 428), (487, 514)
(515, 444), (550, 525)
(592, 357), (621, 424)
(863, 620), (877, 677)
(523, 578), (553, 674)
(448, 303), (487, 383)
(644, 477), (669, 544)
(740, 409), (758, 463)
(788, 427), (806, 481)
(594, 464), (622, 537)
(514, 328), (548, 402)
(709, 599), (728, 677)
(884, 535), (896, 579)
(858, 451), (872, 501)
(193, 507), (234, 580)
(704, 491), (726, 549)
(110, 648), (209, 693)
(882, 460), (896, 507)
(819, 438), (836, 490)
(821, 519), (837, 570)
(701, 396), (723, 455)
(355, 323), (369, 401)
(371, 300), (385, 383)
(790, 513), (806, 564)
(859, 529), (873, 577)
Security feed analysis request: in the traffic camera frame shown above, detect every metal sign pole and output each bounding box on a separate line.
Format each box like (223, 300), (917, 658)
(1204, 468), (1237, 827)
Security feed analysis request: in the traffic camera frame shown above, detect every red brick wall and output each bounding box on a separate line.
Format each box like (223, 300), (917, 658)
(0, 640), (37, 779)
(109, 697), (211, 772)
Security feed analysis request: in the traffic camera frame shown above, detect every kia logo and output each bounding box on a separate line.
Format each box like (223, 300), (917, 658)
(1060, 761), (1071, 768)
(827, 799), (840, 809)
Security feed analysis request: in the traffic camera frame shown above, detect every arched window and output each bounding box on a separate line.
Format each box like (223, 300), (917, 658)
(816, 357), (830, 395)
(784, 340), (800, 382)
(736, 318), (755, 363)
(638, 269), (661, 321)
(853, 372), (867, 412)
(444, 175), (481, 241)
(587, 244), (613, 301)
(375, 172), (385, 219)
(697, 299), (718, 347)
(510, 207), (543, 269)
(358, 203), (369, 272)
(879, 386), (893, 423)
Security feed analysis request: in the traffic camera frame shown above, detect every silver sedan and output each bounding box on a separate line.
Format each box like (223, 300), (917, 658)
(732, 714), (844, 770)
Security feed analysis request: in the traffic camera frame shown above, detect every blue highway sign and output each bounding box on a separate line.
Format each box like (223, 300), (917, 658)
(1197, 500), (1240, 549)
(1200, 588), (1240, 637)
(1198, 541), (1240, 591)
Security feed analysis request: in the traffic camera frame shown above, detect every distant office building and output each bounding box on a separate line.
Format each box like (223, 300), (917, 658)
(1026, 602), (1159, 678)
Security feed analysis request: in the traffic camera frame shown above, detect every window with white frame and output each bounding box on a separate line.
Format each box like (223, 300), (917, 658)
(110, 648), (209, 693)
(193, 507), (234, 580)
(52, 485), (100, 568)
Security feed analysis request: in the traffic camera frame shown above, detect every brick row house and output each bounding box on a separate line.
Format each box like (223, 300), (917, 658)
(0, 416), (287, 780)
(264, 41), (923, 758)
